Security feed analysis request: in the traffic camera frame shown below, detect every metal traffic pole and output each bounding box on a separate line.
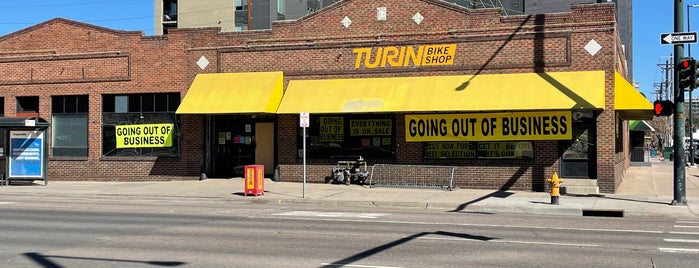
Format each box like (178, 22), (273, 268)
(674, 0), (688, 205)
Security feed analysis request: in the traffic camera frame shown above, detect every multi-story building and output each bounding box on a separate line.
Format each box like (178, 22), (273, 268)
(156, 0), (632, 79)
(466, 0), (634, 84)
(155, 0), (344, 34)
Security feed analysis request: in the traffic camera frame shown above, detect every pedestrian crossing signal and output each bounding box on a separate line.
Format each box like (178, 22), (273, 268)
(653, 100), (673, 116)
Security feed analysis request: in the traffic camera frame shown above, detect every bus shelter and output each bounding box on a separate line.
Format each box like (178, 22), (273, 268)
(0, 117), (49, 186)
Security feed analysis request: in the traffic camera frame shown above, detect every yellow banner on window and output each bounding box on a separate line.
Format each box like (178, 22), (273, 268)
(115, 123), (174, 148)
(405, 111), (571, 142)
(319, 116), (344, 142)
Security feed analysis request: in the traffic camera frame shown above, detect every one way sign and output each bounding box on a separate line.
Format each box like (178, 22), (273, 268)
(661, 32), (698, 45)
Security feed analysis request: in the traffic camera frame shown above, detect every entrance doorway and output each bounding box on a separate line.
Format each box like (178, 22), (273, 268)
(559, 116), (596, 179)
(209, 115), (275, 178)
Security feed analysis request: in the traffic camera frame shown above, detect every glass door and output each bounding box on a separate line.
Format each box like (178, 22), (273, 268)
(559, 124), (596, 179)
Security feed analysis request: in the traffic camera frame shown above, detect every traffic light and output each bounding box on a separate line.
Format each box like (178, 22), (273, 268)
(653, 100), (673, 116)
(678, 58), (698, 89)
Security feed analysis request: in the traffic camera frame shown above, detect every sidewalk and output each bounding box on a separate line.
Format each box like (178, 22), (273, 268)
(1, 158), (698, 219)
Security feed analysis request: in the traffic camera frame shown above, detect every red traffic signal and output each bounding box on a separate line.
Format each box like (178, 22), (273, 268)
(653, 100), (673, 116)
(678, 58), (698, 89)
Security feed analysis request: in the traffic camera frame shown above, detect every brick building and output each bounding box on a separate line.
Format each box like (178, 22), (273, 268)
(0, 0), (649, 193)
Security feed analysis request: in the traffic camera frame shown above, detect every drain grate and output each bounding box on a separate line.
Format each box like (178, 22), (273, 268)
(582, 209), (624, 217)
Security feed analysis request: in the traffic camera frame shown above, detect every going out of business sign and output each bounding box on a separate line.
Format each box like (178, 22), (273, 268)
(405, 111), (572, 142)
(9, 130), (45, 178)
(115, 123), (174, 148)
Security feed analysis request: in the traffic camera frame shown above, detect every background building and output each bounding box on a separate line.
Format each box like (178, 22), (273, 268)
(465, 0), (633, 80)
(154, 0), (344, 34)
(156, 0), (632, 79)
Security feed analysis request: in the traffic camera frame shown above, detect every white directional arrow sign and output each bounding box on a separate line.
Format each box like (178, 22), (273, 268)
(661, 32), (698, 45)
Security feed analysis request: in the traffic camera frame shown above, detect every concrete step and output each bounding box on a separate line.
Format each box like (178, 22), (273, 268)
(561, 179), (599, 195)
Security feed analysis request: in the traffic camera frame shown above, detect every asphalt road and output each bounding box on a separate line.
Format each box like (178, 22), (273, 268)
(1, 197), (698, 267)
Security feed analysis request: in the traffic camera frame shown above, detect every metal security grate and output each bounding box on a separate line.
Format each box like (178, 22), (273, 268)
(369, 164), (455, 190)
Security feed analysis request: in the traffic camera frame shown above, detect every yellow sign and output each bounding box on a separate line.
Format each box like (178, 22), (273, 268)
(115, 123), (174, 148)
(424, 141), (533, 159)
(350, 119), (392, 136)
(406, 111), (571, 142)
(320, 116), (344, 142)
(246, 167), (255, 189)
(353, 44), (456, 68)
(424, 142), (476, 159)
(477, 142), (534, 158)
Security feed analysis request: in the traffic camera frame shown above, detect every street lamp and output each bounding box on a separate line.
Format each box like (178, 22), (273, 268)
(687, 4), (699, 166)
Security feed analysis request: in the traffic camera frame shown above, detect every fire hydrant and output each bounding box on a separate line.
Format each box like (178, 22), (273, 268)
(547, 172), (563, 205)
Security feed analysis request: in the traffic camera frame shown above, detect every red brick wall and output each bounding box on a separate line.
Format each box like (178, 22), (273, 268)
(0, 2), (629, 192)
(0, 19), (199, 181)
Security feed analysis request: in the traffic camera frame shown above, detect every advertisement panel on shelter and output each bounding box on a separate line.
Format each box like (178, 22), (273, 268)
(9, 130), (44, 178)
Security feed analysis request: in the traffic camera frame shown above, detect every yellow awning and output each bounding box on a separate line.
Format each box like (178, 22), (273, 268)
(614, 72), (653, 120)
(176, 71), (283, 114)
(277, 71), (605, 114)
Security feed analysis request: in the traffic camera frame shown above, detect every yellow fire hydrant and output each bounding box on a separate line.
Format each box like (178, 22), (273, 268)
(547, 172), (563, 205)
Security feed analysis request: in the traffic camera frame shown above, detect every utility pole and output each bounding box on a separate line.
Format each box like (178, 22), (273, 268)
(654, 58), (674, 155)
(674, 0), (688, 206)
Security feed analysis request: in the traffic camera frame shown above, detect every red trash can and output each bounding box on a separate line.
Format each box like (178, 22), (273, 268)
(244, 165), (264, 196)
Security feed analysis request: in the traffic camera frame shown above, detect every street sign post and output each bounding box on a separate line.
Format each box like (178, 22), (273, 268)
(661, 32), (698, 44)
(299, 112), (310, 128)
(299, 112), (309, 198)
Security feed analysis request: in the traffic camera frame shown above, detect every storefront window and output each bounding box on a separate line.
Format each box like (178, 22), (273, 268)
(299, 114), (395, 159)
(424, 141), (533, 159)
(101, 93), (180, 157)
(52, 95), (88, 157)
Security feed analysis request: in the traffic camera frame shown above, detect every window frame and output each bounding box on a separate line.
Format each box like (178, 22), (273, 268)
(101, 93), (181, 158)
(51, 95), (89, 158)
(298, 114), (396, 160)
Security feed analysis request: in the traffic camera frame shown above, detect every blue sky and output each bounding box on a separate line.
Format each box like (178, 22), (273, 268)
(634, 1), (687, 102)
(0, 1), (683, 102)
(0, 0), (153, 35)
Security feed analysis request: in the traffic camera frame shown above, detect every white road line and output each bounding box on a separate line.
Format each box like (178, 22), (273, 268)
(669, 231), (699, 235)
(659, 248), (699, 253)
(493, 240), (598, 248)
(674, 225), (699, 228)
(320, 263), (404, 268)
(416, 237), (598, 248)
(417, 237), (478, 242)
(273, 211), (389, 219)
(664, 239), (699, 243)
(262, 215), (664, 234)
(0, 202), (16, 205)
